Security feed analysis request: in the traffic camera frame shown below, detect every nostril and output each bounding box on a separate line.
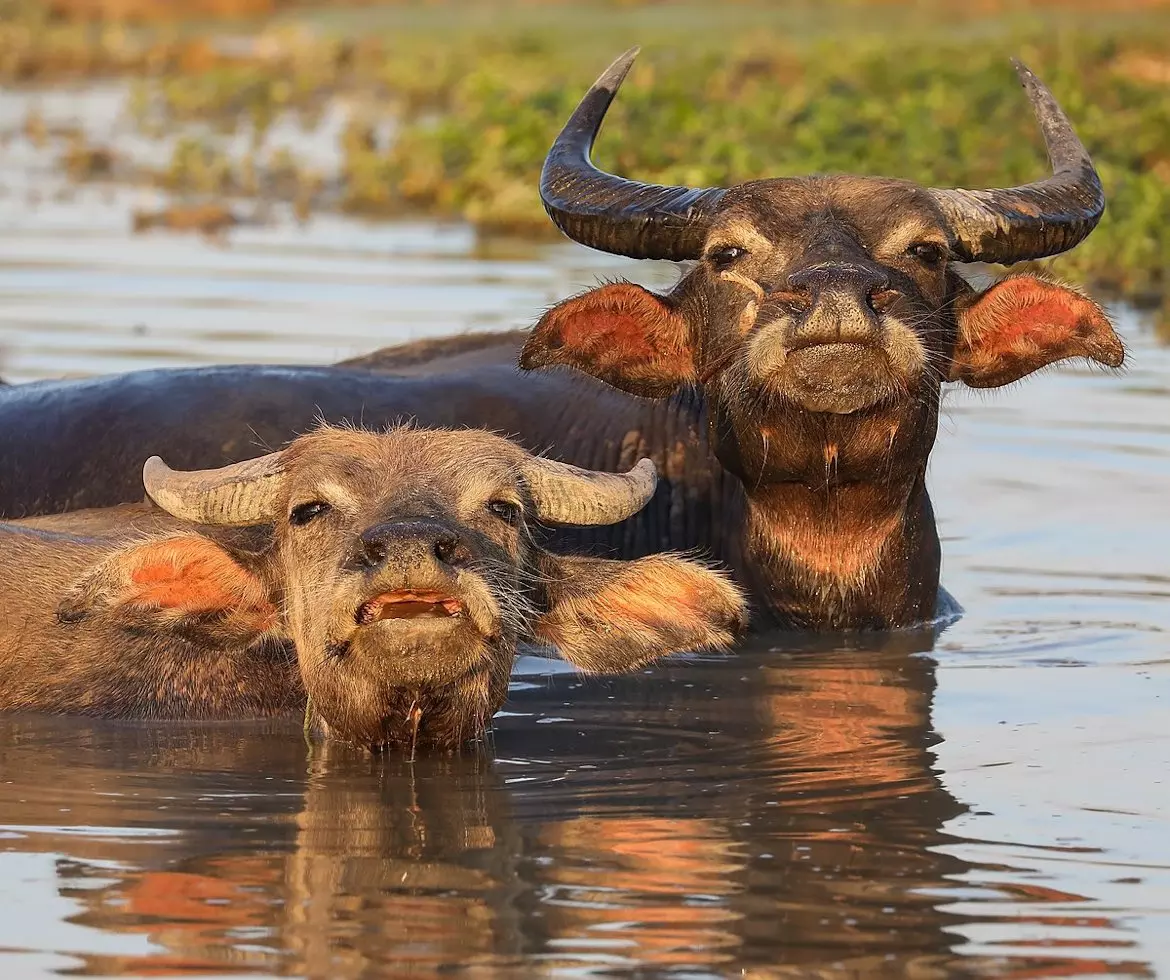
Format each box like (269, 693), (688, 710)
(773, 284), (813, 310)
(359, 538), (387, 569)
(786, 270), (813, 293)
(433, 534), (464, 566)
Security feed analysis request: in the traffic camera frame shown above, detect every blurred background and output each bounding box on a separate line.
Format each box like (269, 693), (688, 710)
(2, 3), (1170, 978)
(2, 0), (1170, 380)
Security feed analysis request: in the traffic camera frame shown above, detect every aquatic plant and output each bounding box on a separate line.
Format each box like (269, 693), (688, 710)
(372, 31), (1170, 294)
(5, 0), (1170, 294)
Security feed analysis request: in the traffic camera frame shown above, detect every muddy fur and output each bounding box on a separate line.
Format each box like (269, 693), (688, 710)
(0, 427), (745, 748)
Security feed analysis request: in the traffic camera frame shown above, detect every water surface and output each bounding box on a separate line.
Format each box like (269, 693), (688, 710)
(0, 84), (1169, 978)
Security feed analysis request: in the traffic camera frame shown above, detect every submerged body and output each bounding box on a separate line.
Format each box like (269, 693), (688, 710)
(0, 344), (943, 631)
(0, 54), (1125, 633)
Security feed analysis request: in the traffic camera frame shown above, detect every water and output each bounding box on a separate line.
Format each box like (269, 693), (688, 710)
(1, 85), (1169, 978)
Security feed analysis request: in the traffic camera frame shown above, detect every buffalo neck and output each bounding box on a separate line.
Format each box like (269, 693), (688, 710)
(533, 380), (943, 631)
(736, 471), (941, 630)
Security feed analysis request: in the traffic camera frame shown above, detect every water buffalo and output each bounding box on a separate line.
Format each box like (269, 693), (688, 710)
(0, 426), (745, 748)
(0, 53), (1122, 631)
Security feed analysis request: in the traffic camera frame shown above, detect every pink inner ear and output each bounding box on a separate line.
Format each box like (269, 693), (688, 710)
(953, 275), (1123, 387)
(560, 309), (662, 362)
(969, 278), (1096, 350)
(127, 539), (274, 629)
(530, 283), (695, 386)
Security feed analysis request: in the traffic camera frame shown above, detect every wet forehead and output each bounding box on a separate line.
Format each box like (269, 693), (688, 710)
(707, 176), (949, 254)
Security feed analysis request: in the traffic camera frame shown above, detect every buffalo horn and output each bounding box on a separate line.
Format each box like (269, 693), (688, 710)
(929, 60), (1104, 263)
(540, 46), (726, 260)
(143, 452), (288, 526)
(522, 456), (657, 526)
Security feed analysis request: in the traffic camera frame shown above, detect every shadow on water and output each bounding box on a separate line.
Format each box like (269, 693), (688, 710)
(0, 629), (1149, 976)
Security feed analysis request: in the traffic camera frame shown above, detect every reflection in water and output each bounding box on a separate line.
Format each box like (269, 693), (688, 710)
(284, 751), (521, 976)
(519, 632), (965, 976)
(0, 633), (1150, 976)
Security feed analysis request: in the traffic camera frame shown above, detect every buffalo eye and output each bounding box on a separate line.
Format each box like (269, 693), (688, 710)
(708, 245), (748, 269)
(907, 241), (946, 266)
(487, 499), (522, 526)
(289, 501), (331, 526)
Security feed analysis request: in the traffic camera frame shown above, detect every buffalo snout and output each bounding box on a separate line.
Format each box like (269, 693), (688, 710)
(350, 519), (472, 573)
(787, 261), (889, 304)
(782, 263), (890, 348)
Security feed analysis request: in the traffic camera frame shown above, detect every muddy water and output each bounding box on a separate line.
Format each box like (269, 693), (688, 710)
(2, 89), (1170, 979)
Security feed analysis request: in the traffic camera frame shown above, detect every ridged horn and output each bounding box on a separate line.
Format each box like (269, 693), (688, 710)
(929, 60), (1104, 264)
(540, 47), (726, 260)
(143, 452), (287, 526)
(522, 456), (657, 526)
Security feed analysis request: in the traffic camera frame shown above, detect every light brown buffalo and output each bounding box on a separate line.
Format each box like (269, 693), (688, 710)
(0, 426), (745, 749)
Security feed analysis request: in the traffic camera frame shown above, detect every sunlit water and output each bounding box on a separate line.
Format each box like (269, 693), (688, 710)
(1, 84), (1169, 978)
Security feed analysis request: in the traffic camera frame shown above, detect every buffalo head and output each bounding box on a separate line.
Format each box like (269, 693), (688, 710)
(60, 426), (745, 748)
(522, 49), (1123, 488)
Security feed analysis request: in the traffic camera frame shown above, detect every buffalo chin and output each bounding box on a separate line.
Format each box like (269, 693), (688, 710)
(349, 623), (491, 686)
(775, 344), (904, 415)
(306, 639), (509, 751)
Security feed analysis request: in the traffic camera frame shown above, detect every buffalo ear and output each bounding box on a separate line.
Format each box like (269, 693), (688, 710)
(57, 535), (279, 648)
(519, 282), (695, 398)
(532, 552), (746, 672)
(949, 275), (1124, 388)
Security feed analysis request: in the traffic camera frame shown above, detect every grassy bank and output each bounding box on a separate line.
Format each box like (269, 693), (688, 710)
(4, 0), (1170, 296)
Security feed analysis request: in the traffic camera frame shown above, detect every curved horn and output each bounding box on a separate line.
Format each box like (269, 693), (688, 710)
(540, 47), (726, 260)
(522, 456), (657, 526)
(930, 60), (1104, 264)
(143, 452), (287, 526)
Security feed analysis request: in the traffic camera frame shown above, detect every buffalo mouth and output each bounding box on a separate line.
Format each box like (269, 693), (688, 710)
(356, 590), (466, 625)
(778, 343), (903, 414)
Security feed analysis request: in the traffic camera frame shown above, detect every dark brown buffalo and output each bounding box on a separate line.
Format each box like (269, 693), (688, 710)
(0, 426), (745, 748)
(0, 53), (1122, 631)
(520, 49), (1124, 628)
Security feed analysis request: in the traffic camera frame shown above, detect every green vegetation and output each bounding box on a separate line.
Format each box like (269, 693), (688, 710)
(5, 0), (1170, 295)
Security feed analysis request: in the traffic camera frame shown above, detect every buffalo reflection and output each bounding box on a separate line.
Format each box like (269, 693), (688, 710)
(515, 629), (965, 974)
(0, 631), (1148, 977)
